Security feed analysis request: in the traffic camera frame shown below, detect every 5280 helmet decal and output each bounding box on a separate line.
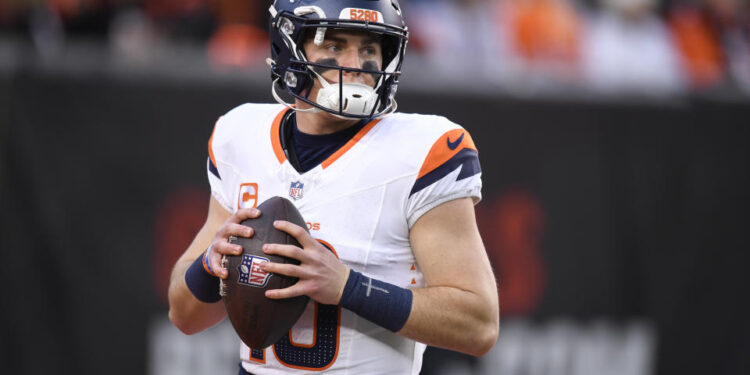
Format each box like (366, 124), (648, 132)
(268, 0), (409, 119)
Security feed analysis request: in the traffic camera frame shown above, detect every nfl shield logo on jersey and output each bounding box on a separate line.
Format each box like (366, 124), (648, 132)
(289, 181), (304, 200)
(238, 255), (271, 287)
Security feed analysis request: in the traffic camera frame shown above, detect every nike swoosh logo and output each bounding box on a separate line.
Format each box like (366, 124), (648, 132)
(447, 133), (465, 150)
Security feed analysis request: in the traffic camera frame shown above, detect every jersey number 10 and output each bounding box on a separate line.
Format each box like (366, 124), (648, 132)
(251, 303), (340, 370)
(250, 238), (341, 370)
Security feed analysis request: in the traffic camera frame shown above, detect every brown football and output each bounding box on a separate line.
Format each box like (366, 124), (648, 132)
(221, 196), (310, 349)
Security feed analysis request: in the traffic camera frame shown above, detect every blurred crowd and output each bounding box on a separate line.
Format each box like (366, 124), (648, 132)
(2, 0), (749, 94)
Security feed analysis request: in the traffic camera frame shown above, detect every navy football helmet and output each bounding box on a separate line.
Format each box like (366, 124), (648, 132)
(268, 0), (409, 119)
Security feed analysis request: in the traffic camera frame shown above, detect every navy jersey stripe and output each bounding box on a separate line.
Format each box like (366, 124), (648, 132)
(208, 157), (221, 179)
(410, 148), (481, 196)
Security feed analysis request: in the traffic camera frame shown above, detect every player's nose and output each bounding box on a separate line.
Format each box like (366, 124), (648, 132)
(338, 48), (362, 74)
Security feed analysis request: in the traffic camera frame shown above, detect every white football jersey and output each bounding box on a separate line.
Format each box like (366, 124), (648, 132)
(207, 103), (482, 375)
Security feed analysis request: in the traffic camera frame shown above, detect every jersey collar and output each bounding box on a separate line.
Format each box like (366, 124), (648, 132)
(270, 107), (381, 169)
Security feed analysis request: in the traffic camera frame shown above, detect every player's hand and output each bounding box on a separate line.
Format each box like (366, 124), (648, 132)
(261, 220), (350, 305)
(207, 208), (261, 279)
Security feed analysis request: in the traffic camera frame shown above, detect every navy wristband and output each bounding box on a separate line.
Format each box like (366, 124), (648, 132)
(185, 252), (222, 303)
(340, 270), (413, 332)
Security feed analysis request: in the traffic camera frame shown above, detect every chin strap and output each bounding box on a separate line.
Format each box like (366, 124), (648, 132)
(269, 54), (380, 118)
(270, 78), (321, 114)
(267, 57), (319, 113)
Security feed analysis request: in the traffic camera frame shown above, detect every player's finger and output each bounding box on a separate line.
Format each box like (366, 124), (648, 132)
(213, 240), (243, 255)
(265, 284), (306, 300)
(261, 262), (306, 279)
(228, 207), (261, 223)
(273, 220), (317, 248)
(262, 243), (306, 261)
(221, 223), (254, 238)
(206, 249), (229, 279)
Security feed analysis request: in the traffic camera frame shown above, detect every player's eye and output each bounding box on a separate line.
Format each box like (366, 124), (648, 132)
(326, 44), (342, 53)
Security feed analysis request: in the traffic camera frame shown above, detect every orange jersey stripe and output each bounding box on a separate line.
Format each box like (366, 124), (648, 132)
(271, 108), (291, 164)
(316, 238), (339, 258)
(417, 129), (477, 179)
(321, 118), (381, 169)
(208, 118), (221, 169)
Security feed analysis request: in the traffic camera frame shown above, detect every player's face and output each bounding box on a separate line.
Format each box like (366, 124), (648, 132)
(303, 29), (383, 89)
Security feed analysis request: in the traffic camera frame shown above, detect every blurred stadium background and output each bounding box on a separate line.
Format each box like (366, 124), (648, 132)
(1, 0), (748, 374)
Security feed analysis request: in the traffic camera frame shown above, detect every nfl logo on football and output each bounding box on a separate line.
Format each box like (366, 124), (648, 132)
(289, 181), (304, 200)
(238, 255), (271, 288)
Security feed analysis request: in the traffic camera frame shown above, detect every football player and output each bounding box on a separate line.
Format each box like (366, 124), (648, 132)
(167, 0), (499, 373)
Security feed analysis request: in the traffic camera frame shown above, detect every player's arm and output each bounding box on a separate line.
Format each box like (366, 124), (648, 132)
(399, 197), (499, 356)
(262, 197), (499, 356)
(167, 196), (260, 334)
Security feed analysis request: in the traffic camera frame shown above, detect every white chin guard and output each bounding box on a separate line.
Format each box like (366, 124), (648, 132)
(316, 81), (377, 117)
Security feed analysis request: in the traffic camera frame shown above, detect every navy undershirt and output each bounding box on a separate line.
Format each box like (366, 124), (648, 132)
(290, 115), (368, 173)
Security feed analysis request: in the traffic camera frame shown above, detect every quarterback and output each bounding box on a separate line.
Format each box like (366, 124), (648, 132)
(167, 0), (499, 374)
